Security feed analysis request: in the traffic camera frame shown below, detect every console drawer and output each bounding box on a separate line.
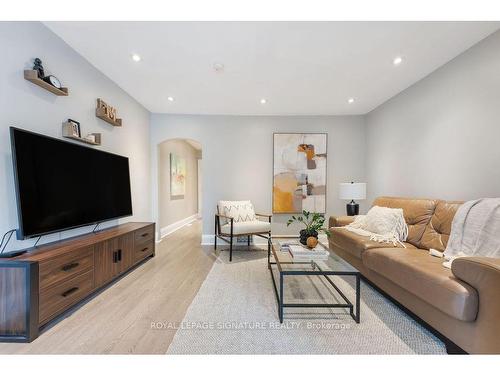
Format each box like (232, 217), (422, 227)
(134, 226), (154, 244)
(133, 240), (154, 263)
(39, 270), (94, 325)
(39, 246), (94, 291)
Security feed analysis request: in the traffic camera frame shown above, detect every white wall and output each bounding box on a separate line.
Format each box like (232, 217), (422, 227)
(365, 30), (500, 202)
(0, 22), (151, 251)
(150, 115), (366, 238)
(6, 22), (498, 249)
(158, 139), (200, 229)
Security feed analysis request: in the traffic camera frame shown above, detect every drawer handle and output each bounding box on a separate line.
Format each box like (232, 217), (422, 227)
(117, 249), (122, 261)
(141, 233), (149, 237)
(61, 287), (79, 297)
(141, 247), (149, 252)
(113, 251), (118, 263)
(61, 262), (79, 272)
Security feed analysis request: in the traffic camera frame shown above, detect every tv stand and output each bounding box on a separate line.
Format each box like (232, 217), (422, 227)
(0, 249), (27, 258)
(0, 222), (155, 342)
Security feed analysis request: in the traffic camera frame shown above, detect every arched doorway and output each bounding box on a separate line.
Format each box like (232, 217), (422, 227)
(156, 138), (202, 240)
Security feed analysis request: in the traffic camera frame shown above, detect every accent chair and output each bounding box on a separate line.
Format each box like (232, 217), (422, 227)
(214, 200), (272, 261)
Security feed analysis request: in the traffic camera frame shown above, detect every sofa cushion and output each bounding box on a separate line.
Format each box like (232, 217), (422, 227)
(329, 227), (416, 259)
(221, 220), (271, 235)
(363, 247), (478, 321)
(373, 197), (437, 247)
(419, 200), (463, 251)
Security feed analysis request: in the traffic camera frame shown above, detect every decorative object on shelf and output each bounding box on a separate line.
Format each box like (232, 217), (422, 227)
(67, 119), (81, 138)
(339, 182), (366, 216)
(33, 58), (45, 78)
(306, 236), (318, 249)
(170, 153), (186, 198)
(30, 57), (62, 89)
(62, 122), (101, 146)
(96, 98), (122, 127)
(286, 210), (330, 245)
(42, 75), (62, 89)
(24, 69), (68, 96)
(273, 133), (327, 214)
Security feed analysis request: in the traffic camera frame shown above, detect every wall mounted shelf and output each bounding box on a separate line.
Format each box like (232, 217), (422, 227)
(96, 107), (122, 127)
(62, 122), (101, 146)
(24, 70), (68, 96)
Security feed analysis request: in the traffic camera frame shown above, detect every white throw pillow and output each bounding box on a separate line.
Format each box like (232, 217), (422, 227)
(218, 200), (256, 223)
(364, 206), (405, 235)
(345, 205), (408, 246)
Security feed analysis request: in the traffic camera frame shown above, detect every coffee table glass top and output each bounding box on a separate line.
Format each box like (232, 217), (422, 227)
(271, 238), (359, 274)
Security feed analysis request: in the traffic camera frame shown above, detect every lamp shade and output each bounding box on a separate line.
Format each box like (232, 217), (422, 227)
(339, 182), (366, 200)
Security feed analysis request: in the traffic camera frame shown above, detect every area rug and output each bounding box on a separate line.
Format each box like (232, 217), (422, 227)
(166, 250), (445, 354)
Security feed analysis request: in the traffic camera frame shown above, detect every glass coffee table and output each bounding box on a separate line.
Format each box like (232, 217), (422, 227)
(269, 238), (361, 323)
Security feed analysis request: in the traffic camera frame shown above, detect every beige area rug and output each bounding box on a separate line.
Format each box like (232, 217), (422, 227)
(166, 249), (446, 354)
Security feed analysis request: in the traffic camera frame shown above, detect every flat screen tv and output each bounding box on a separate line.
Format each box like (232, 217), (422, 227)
(10, 127), (133, 239)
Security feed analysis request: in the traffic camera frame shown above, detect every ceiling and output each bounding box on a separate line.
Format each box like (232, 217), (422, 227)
(45, 22), (499, 115)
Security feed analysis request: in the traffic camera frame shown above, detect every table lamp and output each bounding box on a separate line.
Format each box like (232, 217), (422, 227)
(339, 182), (366, 216)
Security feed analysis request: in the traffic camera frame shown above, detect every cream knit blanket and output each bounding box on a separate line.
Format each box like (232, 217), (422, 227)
(342, 206), (408, 247)
(442, 198), (500, 268)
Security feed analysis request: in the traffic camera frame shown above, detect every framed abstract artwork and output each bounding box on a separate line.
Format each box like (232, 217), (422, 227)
(170, 153), (186, 198)
(273, 133), (327, 213)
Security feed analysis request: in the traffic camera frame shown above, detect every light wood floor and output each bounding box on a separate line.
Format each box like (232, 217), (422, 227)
(0, 220), (217, 354)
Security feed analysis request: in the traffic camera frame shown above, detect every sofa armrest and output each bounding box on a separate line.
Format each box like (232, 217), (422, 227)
(329, 215), (355, 228)
(452, 257), (500, 292)
(452, 257), (500, 341)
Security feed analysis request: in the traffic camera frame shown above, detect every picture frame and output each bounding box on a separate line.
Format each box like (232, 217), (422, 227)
(68, 119), (81, 138)
(272, 132), (328, 214)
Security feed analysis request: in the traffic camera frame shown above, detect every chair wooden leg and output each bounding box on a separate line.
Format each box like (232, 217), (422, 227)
(229, 235), (233, 262)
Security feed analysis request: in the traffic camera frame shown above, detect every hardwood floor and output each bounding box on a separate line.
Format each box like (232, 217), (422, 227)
(0, 219), (216, 354)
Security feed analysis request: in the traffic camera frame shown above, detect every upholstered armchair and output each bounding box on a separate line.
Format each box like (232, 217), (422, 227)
(214, 200), (272, 261)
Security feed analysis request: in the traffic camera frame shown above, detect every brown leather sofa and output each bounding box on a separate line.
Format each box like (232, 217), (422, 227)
(329, 197), (500, 354)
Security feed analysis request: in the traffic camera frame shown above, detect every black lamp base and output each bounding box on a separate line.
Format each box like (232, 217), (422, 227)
(346, 200), (359, 216)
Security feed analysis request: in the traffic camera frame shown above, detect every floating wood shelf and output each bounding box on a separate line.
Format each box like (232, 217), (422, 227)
(96, 107), (122, 127)
(62, 122), (101, 146)
(24, 70), (68, 96)
(63, 134), (101, 145)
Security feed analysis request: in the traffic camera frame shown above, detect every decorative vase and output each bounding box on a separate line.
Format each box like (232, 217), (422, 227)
(299, 229), (318, 245)
(306, 236), (318, 249)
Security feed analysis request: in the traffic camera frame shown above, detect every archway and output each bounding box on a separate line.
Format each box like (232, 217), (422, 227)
(156, 138), (202, 240)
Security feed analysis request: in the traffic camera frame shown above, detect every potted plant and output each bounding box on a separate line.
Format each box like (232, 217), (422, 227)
(286, 210), (331, 245)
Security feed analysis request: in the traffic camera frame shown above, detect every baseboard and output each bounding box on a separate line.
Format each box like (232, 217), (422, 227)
(201, 233), (328, 246)
(160, 214), (199, 239)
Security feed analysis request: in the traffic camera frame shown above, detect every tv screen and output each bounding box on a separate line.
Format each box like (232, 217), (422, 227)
(10, 127), (133, 239)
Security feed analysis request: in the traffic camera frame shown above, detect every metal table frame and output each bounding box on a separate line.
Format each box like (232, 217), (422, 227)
(268, 242), (360, 324)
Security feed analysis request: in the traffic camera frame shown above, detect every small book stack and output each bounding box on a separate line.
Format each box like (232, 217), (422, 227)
(278, 240), (300, 252)
(288, 245), (329, 261)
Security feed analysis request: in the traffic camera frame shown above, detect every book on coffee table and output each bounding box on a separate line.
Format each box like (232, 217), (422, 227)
(278, 240), (300, 252)
(288, 244), (329, 261)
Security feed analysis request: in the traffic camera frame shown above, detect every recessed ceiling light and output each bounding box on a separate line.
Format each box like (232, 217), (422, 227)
(260, 98), (267, 104)
(393, 56), (403, 66)
(167, 96), (174, 102)
(131, 54), (141, 62)
(348, 98), (355, 104)
(213, 62), (225, 73)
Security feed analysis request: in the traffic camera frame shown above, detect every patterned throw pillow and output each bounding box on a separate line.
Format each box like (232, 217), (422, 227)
(218, 201), (256, 223)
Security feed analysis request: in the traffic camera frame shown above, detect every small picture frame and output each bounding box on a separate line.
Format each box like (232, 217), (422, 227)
(68, 119), (81, 138)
